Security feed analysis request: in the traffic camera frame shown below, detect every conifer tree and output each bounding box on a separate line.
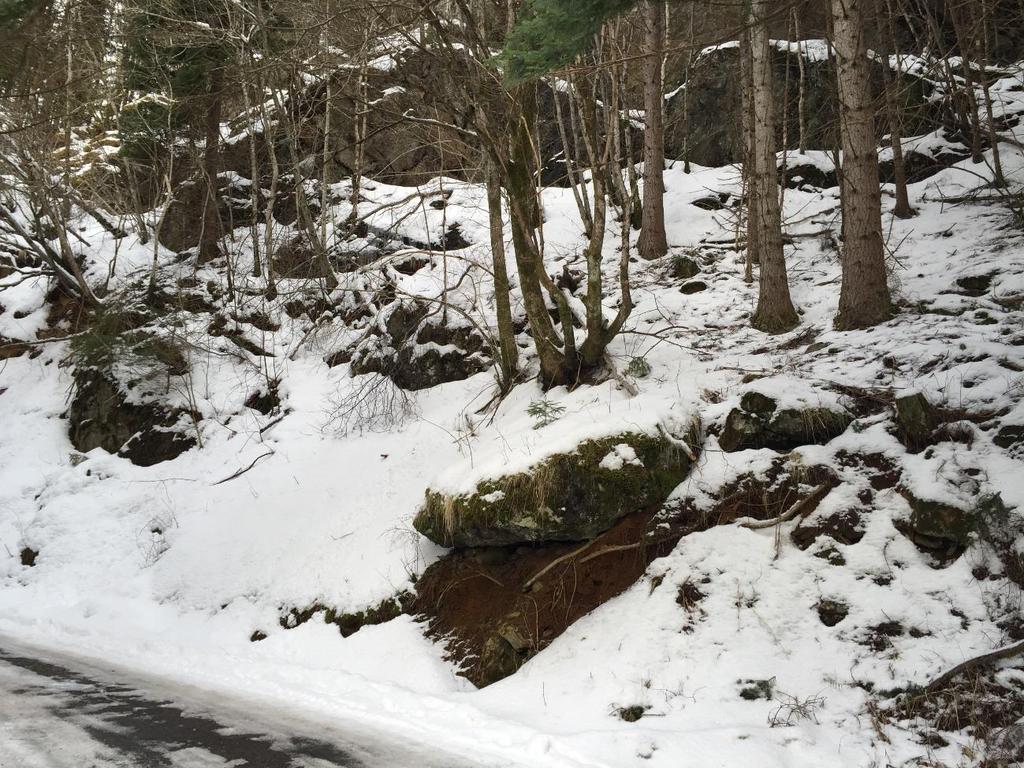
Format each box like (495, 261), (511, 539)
(499, 0), (635, 84)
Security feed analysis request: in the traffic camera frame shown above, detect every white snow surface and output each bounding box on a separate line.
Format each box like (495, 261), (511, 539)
(2, 126), (1024, 766)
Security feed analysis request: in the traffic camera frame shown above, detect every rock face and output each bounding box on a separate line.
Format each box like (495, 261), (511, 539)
(414, 427), (700, 548)
(350, 300), (490, 391)
(665, 43), (936, 168)
(718, 391), (852, 452)
(68, 369), (196, 467)
(159, 172), (264, 254)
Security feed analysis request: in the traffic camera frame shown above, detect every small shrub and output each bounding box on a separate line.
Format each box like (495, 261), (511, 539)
(69, 299), (187, 378)
(625, 356), (652, 379)
(768, 691), (826, 727)
(527, 398), (566, 429)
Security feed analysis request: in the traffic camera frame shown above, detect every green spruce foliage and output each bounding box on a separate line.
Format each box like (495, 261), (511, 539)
(118, 1), (292, 163)
(498, 0), (636, 83)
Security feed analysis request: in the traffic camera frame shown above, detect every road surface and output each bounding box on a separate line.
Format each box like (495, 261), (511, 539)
(0, 643), (503, 768)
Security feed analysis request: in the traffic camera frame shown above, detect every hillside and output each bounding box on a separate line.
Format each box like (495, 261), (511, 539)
(2, 2), (1024, 765)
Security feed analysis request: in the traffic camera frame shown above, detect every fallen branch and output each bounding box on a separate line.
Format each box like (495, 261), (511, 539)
(925, 640), (1024, 694)
(258, 413), (288, 437)
(212, 450), (274, 485)
(736, 482), (834, 530)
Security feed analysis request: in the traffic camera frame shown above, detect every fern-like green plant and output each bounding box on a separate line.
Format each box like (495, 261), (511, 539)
(527, 398), (566, 429)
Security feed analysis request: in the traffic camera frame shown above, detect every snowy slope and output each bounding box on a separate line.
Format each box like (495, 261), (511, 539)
(2, 75), (1024, 766)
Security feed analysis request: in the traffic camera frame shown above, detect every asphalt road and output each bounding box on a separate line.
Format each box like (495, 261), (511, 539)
(0, 644), (497, 768)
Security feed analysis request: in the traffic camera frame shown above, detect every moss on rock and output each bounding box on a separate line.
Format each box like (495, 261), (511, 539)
(279, 592), (413, 637)
(413, 424), (701, 548)
(719, 392), (851, 453)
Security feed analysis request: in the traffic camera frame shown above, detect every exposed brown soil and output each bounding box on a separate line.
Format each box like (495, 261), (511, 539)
(415, 459), (839, 688)
(413, 508), (680, 688)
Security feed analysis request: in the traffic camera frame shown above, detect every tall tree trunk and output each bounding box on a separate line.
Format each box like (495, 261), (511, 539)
(748, 0), (798, 334)
(830, 0), (894, 329)
(199, 66), (224, 264)
(949, 2), (985, 164)
(683, 1), (694, 173)
(636, 0), (668, 260)
(794, 9), (807, 155)
(880, 0), (914, 218)
(485, 158), (519, 390)
(977, 0), (1006, 187)
(505, 89), (572, 387)
(740, 19), (756, 284)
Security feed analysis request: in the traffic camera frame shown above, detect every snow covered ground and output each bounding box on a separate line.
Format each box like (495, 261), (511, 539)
(3, 76), (1024, 765)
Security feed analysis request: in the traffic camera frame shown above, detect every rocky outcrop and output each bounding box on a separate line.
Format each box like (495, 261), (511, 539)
(718, 391), (851, 452)
(68, 368), (196, 467)
(350, 300), (490, 391)
(414, 426), (700, 548)
(159, 172), (265, 254)
(665, 43), (937, 168)
(219, 48), (592, 189)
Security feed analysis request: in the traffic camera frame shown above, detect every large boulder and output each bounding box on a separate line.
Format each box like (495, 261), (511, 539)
(220, 48), (592, 189)
(413, 426), (700, 548)
(68, 368), (196, 467)
(896, 488), (984, 562)
(350, 299), (490, 390)
(719, 391), (851, 452)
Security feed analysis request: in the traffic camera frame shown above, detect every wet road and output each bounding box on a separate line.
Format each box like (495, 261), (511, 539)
(0, 645), (495, 768)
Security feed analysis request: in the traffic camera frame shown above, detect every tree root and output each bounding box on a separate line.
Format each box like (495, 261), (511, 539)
(925, 640), (1024, 694)
(736, 482), (834, 530)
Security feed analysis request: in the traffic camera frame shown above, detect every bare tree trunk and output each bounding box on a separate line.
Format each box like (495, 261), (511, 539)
(683, 1), (694, 173)
(794, 9), (807, 155)
(348, 60), (369, 230)
(748, 0), (798, 334)
(949, 1), (984, 163)
(880, 0), (914, 218)
(504, 88), (572, 387)
(553, 81), (593, 235)
(740, 19), (756, 284)
(977, 0), (1006, 187)
(199, 66), (224, 264)
(636, 0), (668, 260)
(244, 102), (262, 276)
(830, 0), (894, 329)
(485, 158), (519, 390)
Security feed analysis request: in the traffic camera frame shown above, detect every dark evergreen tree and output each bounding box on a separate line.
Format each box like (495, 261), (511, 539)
(499, 0), (636, 83)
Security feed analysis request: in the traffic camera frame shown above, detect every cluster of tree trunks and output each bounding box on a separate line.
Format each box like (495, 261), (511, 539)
(3, 0), (1012, 385)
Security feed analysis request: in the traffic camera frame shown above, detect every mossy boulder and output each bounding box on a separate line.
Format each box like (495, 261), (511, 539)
(671, 254), (701, 280)
(719, 391), (851, 452)
(898, 489), (975, 560)
(894, 392), (941, 453)
(279, 592), (412, 637)
(413, 426), (700, 548)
